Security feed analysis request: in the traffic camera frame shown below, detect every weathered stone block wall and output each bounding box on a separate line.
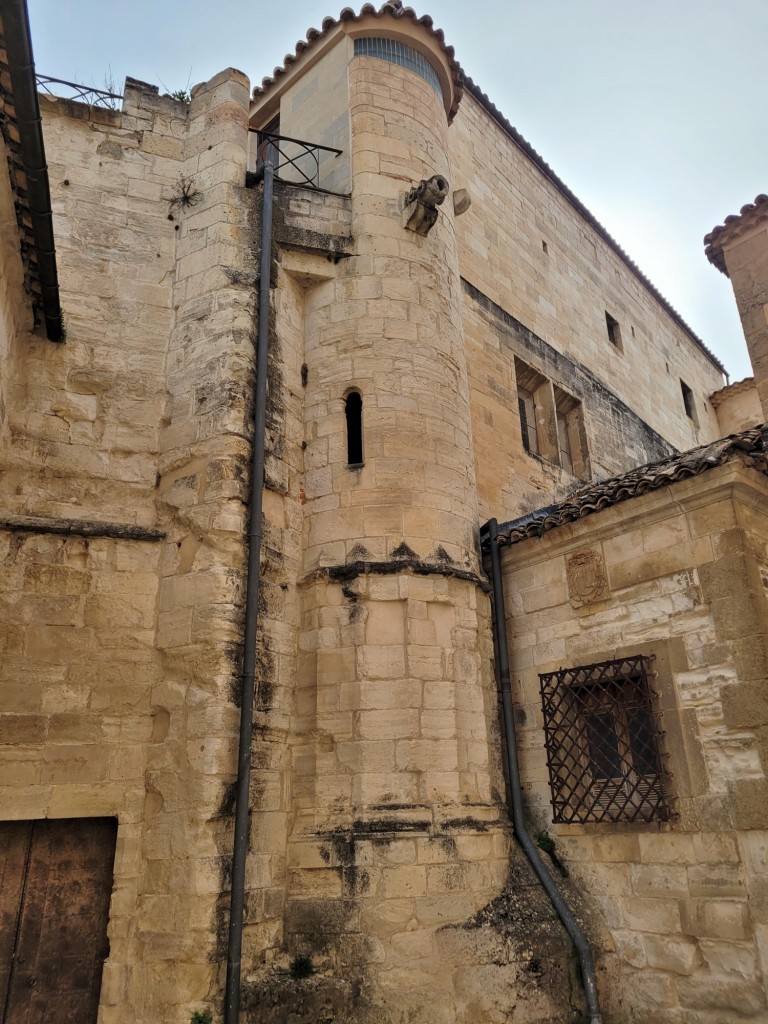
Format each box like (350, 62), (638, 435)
(0, 68), (265, 1023)
(266, 569), (526, 1024)
(299, 54), (480, 571)
(0, 86), (181, 522)
(0, 528), (165, 1004)
(291, 572), (498, 821)
(501, 463), (768, 1021)
(232, 202), (323, 971)
(235, 49), (584, 1024)
(0, 78), (188, 1022)
(450, 92), (725, 516)
(146, 67), (257, 1021)
(3, 14), (761, 1024)
(462, 280), (678, 521)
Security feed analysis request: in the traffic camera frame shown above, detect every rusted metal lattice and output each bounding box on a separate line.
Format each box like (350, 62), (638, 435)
(539, 655), (669, 824)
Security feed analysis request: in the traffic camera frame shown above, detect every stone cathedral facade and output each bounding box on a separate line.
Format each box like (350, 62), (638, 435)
(0, 2), (767, 1023)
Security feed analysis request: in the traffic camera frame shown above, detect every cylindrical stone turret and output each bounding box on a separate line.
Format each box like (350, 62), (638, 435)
(301, 37), (478, 574)
(274, 18), (509, 1022)
(293, 16), (498, 832)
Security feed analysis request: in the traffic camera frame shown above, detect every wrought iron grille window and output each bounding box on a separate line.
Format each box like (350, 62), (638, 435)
(539, 655), (669, 824)
(353, 37), (443, 100)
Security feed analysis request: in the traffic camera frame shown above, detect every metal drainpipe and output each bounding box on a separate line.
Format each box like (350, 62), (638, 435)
(224, 154), (275, 1024)
(3, 0), (64, 341)
(484, 517), (603, 1024)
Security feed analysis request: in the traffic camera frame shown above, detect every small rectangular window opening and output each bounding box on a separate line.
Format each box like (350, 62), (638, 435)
(680, 380), (696, 423)
(515, 361), (590, 476)
(556, 409), (573, 475)
(515, 359), (553, 460)
(605, 311), (622, 350)
(542, 240), (548, 254)
(518, 388), (538, 455)
(554, 385), (589, 479)
(345, 391), (364, 466)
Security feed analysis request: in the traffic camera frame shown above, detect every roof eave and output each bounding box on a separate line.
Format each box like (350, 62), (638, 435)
(704, 194), (768, 280)
(2, 0), (63, 342)
(490, 424), (768, 549)
(251, 2), (463, 124)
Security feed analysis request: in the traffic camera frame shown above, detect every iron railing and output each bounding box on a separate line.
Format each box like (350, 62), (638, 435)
(250, 130), (342, 191)
(539, 655), (670, 824)
(35, 75), (122, 109)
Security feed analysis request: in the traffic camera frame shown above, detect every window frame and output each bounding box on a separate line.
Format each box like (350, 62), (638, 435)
(518, 386), (539, 455)
(605, 311), (623, 352)
(514, 361), (590, 478)
(514, 358), (558, 464)
(539, 654), (670, 825)
(344, 389), (364, 468)
(680, 379), (698, 426)
(556, 407), (573, 474)
(553, 384), (590, 479)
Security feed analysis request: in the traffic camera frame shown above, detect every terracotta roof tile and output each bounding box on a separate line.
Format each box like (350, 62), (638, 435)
(252, 1), (464, 122)
(494, 424), (768, 548)
(704, 194), (768, 274)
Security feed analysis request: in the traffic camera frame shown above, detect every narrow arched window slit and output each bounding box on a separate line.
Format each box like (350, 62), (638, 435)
(345, 391), (363, 466)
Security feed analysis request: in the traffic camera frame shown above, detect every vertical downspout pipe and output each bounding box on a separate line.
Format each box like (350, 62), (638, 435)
(484, 517), (603, 1024)
(224, 155), (275, 1024)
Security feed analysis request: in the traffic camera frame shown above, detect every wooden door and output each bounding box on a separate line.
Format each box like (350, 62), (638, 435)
(0, 818), (117, 1024)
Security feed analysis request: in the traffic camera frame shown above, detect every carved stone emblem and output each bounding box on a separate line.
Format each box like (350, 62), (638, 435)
(566, 548), (608, 607)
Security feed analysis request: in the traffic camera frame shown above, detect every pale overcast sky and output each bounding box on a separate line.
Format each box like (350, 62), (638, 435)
(28, 1), (767, 382)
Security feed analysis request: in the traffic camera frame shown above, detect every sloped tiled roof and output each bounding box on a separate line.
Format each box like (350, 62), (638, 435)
(705, 194), (768, 275)
(252, 1), (464, 122)
(494, 425), (768, 548)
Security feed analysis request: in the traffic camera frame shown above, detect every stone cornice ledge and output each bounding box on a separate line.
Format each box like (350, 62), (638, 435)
(0, 513), (166, 541)
(300, 556), (490, 592)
